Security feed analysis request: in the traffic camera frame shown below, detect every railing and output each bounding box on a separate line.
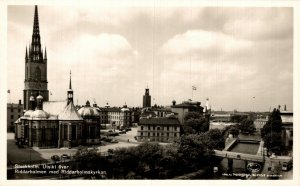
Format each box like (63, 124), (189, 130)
(213, 150), (264, 162)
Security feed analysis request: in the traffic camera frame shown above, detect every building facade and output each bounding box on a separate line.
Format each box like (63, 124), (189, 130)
(137, 116), (181, 143)
(7, 101), (23, 132)
(280, 111), (293, 151)
(105, 104), (132, 129)
(254, 117), (268, 132)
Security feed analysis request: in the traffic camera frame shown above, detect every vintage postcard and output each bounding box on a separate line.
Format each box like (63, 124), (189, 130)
(0, 0), (299, 186)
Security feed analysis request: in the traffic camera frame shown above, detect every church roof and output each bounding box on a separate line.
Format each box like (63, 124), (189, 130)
(31, 109), (49, 119)
(58, 102), (83, 121)
(43, 101), (68, 116)
(78, 106), (100, 117)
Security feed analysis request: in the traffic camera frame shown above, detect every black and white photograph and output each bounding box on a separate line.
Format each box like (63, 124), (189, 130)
(1, 0), (299, 184)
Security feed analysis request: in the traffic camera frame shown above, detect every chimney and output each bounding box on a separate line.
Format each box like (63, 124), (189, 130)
(19, 100), (22, 105)
(284, 105), (287, 111)
(172, 100), (176, 106)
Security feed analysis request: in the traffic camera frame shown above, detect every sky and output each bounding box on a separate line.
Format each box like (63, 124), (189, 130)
(7, 5), (293, 112)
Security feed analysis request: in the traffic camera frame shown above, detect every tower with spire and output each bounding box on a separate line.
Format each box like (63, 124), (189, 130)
(143, 86), (151, 108)
(67, 71), (73, 104)
(23, 5), (49, 111)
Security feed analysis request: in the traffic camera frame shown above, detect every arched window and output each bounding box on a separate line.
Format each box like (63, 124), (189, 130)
(35, 66), (41, 81)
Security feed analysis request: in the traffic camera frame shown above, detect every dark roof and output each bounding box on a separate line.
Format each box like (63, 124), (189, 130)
(139, 117), (180, 125)
(151, 108), (172, 112)
(105, 107), (121, 112)
(172, 101), (203, 109)
(140, 111), (157, 118)
(280, 112), (293, 116)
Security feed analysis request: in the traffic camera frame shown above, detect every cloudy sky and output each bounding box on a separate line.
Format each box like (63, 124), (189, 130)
(7, 5), (293, 111)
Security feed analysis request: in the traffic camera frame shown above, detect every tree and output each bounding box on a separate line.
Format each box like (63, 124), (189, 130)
(177, 134), (208, 171)
(184, 118), (209, 134)
(240, 118), (256, 134)
(204, 129), (225, 150)
(184, 111), (202, 121)
(223, 125), (240, 138)
(261, 108), (283, 155)
(183, 112), (209, 134)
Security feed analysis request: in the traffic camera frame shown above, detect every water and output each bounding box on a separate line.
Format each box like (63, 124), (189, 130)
(230, 143), (259, 155)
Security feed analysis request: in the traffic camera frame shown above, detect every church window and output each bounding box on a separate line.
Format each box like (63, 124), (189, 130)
(64, 125), (68, 140)
(72, 125), (77, 140)
(90, 126), (95, 138)
(41, 127), (46, 141)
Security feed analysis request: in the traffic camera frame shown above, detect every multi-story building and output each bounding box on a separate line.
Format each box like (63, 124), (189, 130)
(137, 115), (181, 143)
(210, 113), (232, 122)
(171, 100), (204, 124)
(105, 104), (132, 129)
(280, 110), (293, 151)
(120, 105), (131, 127)
(7, 100), (23, 132)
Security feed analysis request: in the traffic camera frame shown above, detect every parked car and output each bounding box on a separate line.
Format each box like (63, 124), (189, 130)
(51, 155), (60, 161)
(111, 139), (119, 143)
(61, 154), (71, 159)
(104, 138), (113, 142)
(108, 149), (114, 154)
(109, 132), (119, 136)
(282, 160), (293, 171)
(119, 130), (126, 134)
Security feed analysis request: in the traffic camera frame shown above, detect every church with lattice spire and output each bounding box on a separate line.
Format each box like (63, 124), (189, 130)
(15, 6), (101, 148)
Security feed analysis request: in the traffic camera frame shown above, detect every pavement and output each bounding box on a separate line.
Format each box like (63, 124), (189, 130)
(7, 128), (141, 164)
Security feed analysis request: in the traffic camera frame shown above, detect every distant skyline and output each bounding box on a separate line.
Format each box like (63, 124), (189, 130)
(7, 6), (293, 112)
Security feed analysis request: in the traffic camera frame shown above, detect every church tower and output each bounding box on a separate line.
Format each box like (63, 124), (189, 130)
(143, 87), (151, 108)
(23, 5), (49, 111)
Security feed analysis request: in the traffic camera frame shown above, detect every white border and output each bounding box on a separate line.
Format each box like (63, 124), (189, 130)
(0, 1), (299, 186)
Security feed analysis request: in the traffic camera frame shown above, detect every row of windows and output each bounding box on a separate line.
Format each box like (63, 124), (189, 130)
(141, 126), (177, 131)
(9, 108), (22, 112)
(140, 132), (178, 137)
(10, 115), (21, 119)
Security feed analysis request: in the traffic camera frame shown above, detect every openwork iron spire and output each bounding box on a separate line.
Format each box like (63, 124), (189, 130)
(30, 5), (43, 63)
(69, 71), (72, 90)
